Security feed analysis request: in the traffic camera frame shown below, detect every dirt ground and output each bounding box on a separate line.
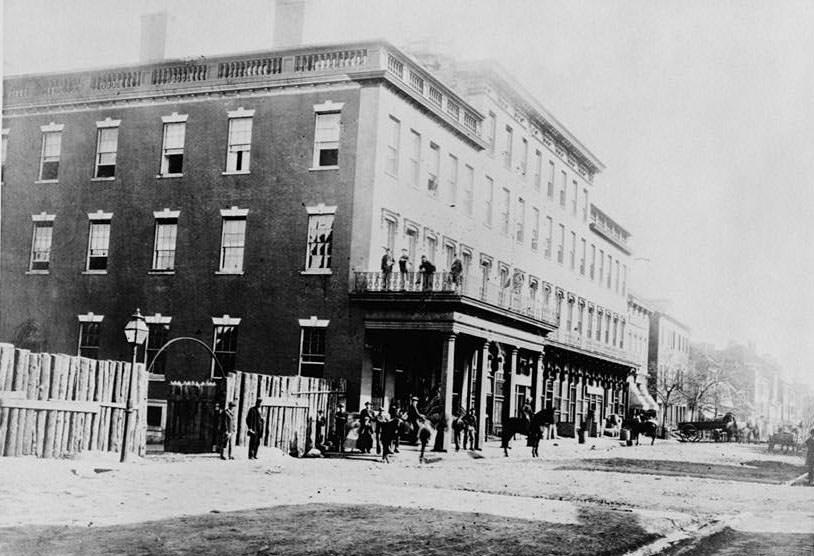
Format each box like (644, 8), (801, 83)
(0, 437), (811, 555)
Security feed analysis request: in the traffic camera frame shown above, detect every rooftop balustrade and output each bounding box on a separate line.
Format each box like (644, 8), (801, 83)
(4, 41), (483, 146)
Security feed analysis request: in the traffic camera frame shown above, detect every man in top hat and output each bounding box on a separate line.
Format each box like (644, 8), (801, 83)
(246, 398), (264, 460)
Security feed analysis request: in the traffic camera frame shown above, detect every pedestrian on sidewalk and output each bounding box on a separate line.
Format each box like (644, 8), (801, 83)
(334, 404), (348, 453)
(220, 401), (236, 460)
(246, 398), (264, 460)
(806, 428), (814, 486)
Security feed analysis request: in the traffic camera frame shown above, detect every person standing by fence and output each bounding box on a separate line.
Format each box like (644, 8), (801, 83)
(381, 248), (394, 290)
(418, 255), (436, 291)
(334, 404), (348, 453)
(220, 401), (236, 460)
(246, 398), (264, 460)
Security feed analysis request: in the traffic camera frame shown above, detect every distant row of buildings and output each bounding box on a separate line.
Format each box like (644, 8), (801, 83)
(1, 11), (806, 447)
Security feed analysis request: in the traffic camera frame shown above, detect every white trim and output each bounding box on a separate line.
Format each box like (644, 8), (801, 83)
(227, 107), (255, 118)
(1, 128), (9, 136)
(300, 268), (333, 276)
(305, 203), (337, 215)
(212, 315), (241, 326)
(313, 101), (344, 112)
(87, 210), (113, 221)
(31, 212), (56, 222)
(40, 122), (64, 132)
(153, 208), (180, 219)
(145, 313), (172, 325)
(78, 313), (104, 323)
(96, 117), (121, 128)
(161, 112), (188, 123)
(298, 316), (330, 328)
(220, 206), (249, 218)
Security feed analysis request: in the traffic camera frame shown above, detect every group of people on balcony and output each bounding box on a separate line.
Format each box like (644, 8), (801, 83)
(380, 247), (463, 292)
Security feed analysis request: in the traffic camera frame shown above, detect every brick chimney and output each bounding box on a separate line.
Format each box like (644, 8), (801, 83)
(140, 11), (168, 63)
(273, 0), (306, 48)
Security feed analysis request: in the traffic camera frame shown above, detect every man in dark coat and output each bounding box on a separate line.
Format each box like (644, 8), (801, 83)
(381, 248), (394, 290)
(418, 255), (436, 291)
(449, 255), (463, 289)
(357, 401), (374, 453)
(246, 398), (264, 459)
(407, 396), (424, 444)
(334, 404), (348, 453)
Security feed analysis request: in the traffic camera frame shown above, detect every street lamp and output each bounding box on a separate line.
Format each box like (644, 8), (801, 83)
(121, 308), (148, 463)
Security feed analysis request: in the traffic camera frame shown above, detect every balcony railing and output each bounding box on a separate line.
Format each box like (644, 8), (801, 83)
(547, 329), (635, 364)
(352, 271), (557, 325)
(4, 41), (483, 145)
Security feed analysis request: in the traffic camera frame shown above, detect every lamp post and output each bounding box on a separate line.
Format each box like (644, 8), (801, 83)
(121, 308), (148, 463)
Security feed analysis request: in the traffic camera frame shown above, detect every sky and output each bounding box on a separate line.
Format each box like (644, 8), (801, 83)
(4, 0), (814, 385)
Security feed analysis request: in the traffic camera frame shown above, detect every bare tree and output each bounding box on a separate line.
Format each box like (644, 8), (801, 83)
(648, 361), (684, 435)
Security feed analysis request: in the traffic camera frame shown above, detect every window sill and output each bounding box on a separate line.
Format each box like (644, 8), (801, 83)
(90, 177), (116, 182)
(308, 165), (339, 171)
(156, 173), (184, 179)
(34, 179), (58, 184)
(25, 270), (50, 275)
(82, 270), (108, 275)
(148, 373), (166, 381)
(214, 270), (244, 276)
(300, 269), (332, 276)
(222, 170), (250, 176)
(148, 270), (176, 275)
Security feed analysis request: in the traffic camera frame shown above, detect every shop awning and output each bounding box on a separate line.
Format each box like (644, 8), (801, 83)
(628, 381), (648, 409)
(638, 383), (659, 412)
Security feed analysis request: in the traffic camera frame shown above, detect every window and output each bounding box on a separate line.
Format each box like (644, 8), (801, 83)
(571, 180), (579, 216)
(558, 171), (570, 209)
(160, 115), (186, 176)
(409, 130), (421, 187)
(607, 254), (612, 288)
(590, 244), (596, 279)
(586, 309), (593, 338)
(569, 231), (576, 270)
(595, 311), (602, 341)
(447, 154), (458, 205)
(486, 112), (497, 154)
(444, 241), (456, 270)
(531, 207), (540, 251)
(299, 317), (329, 378)
(313, 109), (341, 167)
(461, 247), (472, 280)
(86, 212), (112, 272)
(219, 207), (248, 273)
(144, 315), (171, 375)
(212, 316), (240, 376)
(305, 205), (336, 271)
(425, 232), (437, 263)
(428, 142), (440, 195)
(500, 187), (511, 235)
(385, 116), (400, 175)
(1, 129), (8, 179)
(615, 260), (621, 293)
(547, 160), (555, 199)
(77, 315), (103, 359)
(94, 120), (119, 178)
(534, 150), (542, 190)
(622, 264), (628, 295)
(557, 224), (565, 264)
(384, 217), (397, 253)
(520, 138), (528, 175)
(484, 175), (494, 226)
(516, 198), (526, 243)
(225, 111), (253, 173)
(29, 215), (54, 272)
(545, 216), (553, 258)
(462, 165), (474, 215)
(599, 249), (605, 283)
(39, 125), (63, 181)
(503, 125), (513, 169)
(605, 313), (611, 343)
(579, 238), (586, 275)
(479, 257), (492, 298)
(582, 188), (589, 221)
(152, 210), (179, 271)
(405, 226), (418, 265)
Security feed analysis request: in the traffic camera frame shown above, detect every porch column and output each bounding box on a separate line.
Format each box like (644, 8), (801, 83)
(476, 341), (489, 450)
(434, 333), (457, 452)
(460, 348), (472, 414)
(531, 348), (545, 411)
(506, 346), (518, 418)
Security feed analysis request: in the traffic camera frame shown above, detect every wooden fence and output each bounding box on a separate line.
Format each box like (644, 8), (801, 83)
(0, 343), (148, 459)
(165, 371), (346, 455)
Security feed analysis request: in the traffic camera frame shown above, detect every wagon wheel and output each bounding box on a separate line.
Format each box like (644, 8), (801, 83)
(679, 424), (697, 442)
(692, 430), (704, 442)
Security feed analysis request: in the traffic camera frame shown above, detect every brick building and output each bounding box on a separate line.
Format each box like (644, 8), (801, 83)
(2, 39), (642, 448)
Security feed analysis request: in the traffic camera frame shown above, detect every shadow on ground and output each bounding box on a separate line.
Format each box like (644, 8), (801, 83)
(0, 503), (658, 556)
(556, 458), (804, 484)
(662, 527), (814, 555)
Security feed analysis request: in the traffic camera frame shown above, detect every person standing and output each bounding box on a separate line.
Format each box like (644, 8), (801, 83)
(220, 401), (236, 460)
(418, 255), (436, 291)
(407, 396), (424, 445)
(246, 398), (264, 460)
(357, 401), (374, 453)
(449, 255), (463, 290)
(380, 248), (394, 290)
(314, 409), (327, 452)
(806, 428), (814, 486)
(463, 408), (477, 450)
(334, 404), (348, 453)
(398, 249), (410, 289)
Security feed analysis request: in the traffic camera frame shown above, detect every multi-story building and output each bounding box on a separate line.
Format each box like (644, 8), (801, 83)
(1, 39), (640, 448)
(647, 308), (691, 428)
(626, 293), (658, 413)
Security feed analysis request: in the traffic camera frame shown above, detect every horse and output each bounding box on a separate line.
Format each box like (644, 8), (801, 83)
(625, 415), (658, 446)
(721, 413), (738, 442)
(500, 410), (547, 457)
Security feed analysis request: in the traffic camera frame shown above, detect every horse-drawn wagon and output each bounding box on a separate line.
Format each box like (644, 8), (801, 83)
(767, 429), (800, 453)
(677, 413), (738, 442)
